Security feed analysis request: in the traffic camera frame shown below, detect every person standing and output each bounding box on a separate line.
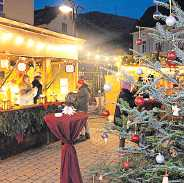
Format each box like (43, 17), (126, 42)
(77, 79), (90, 139)
(32, 75), (42, 104)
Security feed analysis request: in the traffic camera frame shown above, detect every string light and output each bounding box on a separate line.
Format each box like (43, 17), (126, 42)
(36, 42), (45, 50)
(27, 39), (34, 48)
(1, 32), (13, 41)
(15, 36), (24, 45)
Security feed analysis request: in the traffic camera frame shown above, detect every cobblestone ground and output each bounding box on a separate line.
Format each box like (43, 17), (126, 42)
(0, 116), (119, 183)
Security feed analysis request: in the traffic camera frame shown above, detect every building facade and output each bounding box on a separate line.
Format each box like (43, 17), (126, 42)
(1, 0), (34, 25)
(132, 29), (173, 55)
(34, 6), (74, 36)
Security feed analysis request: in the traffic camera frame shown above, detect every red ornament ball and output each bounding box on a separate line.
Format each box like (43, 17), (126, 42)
(136, 38), (143, 46)
(131, 134), (139, 143)
(135, 96), (144, 106)
(167, 50), (176, 61)
(167, 59), (176, 67)
(122, 161), (129, 170)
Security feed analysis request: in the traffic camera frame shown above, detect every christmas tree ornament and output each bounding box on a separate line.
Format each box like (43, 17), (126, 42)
(156, 153), (165, 164)
(172, 105), (180, 116)
(136, 38), (143, 46)
(162, 170), (169, 183)
(137, 68), (143, 75)
(135, 96), (144, 106)
(167, 59), (176, 67)
(136, 26), (143, 46)
(167, 50), (176, 60)
(101, 132), (108, 144)
(99, 175), (103, 181)
(122, 160), (129, 170)
(17, 62), (26, 72)
(153, 4), (161, 20)
(169, 147), (177, 157)
(103, 83), (112, 92)
(131, 134), (139, 143)
(166, 15), (176, 26)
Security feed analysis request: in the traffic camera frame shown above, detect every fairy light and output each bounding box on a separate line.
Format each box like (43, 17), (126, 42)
(27, 39), (34, 48)
(95, 54), (100, 60)
(15, 36), (24, 45)
(36, 42), (45, 50)
(1, 32), (13, 41)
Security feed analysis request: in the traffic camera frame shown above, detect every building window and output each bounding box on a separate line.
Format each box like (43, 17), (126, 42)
(0, 0), (3, 17)
(62, 23), (67, 34)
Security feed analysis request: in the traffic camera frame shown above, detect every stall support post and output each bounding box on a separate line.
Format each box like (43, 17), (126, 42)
(43, 59), (47, 102)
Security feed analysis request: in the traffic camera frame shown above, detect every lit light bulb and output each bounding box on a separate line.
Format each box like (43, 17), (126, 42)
(15, 36), (24, 45)
(2, 32), (13, 41)
(95, 54), (100, 60)
(27, 39), (34, 48)
(36, 43), (45, 50)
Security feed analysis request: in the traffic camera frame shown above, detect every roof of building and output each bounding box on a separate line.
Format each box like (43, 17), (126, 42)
(34, 6), (60, 26)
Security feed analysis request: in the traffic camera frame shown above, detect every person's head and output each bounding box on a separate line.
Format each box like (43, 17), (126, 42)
(23, 75), (30, 84)
(121, 80), (131, 91)
(34, 75), (41, 81)
(77, 79), (85, 88)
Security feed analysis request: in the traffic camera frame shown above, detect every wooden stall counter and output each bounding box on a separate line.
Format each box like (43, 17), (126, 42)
(0, 102), (64, 160)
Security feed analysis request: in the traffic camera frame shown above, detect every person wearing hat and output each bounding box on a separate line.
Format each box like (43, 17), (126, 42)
(114, 80), (135, 127)
(32, 75), (42, 104)
(77, 79), (90, 139)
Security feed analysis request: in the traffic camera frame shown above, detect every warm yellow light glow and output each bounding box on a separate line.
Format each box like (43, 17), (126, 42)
(95, 54), (100, 60)
(18, 62), (26, 72)
(1, 59), (9, 68)
(59, 5), (73, 14)
(105, 56), (109, 61)
(27, 39), (34, 48)
(15, 36), (24, 45)
(36, 43), (45, 50)
(47, 45), (53, 51)
(11, 85), (19, 94)
(1, 32), (13, 41)
(87, 52), (91, 57)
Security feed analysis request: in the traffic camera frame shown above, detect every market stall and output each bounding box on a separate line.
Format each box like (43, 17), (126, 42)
(0, 17), (84, 159)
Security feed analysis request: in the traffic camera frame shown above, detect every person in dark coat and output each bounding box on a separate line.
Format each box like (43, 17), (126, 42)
(32, 75), (42, 104)
(77, 79), (90, 139)
(114, 81), (135, 127)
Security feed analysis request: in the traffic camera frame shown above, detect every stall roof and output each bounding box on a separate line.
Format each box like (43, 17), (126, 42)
(0, 17), (85, 59)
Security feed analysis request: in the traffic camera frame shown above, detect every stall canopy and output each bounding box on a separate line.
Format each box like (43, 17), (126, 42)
(0, 17), (85, 59)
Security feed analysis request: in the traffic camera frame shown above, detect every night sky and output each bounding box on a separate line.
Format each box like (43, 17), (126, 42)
(35, 0), (154, 19)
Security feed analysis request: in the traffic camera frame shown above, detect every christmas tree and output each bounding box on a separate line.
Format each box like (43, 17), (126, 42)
(89, 1), (184, 182)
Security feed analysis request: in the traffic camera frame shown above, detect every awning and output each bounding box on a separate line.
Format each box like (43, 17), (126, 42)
(0, 17), (85, 59)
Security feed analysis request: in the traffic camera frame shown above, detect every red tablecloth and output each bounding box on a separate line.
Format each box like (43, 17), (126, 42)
(44, 112), (88, 183)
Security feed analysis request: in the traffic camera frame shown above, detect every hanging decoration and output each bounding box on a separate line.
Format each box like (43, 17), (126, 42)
(101, 132), (109, 144)
(156, 153), (165, 164)
(137, 68), (143, 75)
(136, 27), (143, 46)
(172, 105), (180, 116)
(135, 96), (144, 106)
(153, 3), (161, 20)
(1, 60), (9, 68)
(103, 83), (112, 92)
(166, 0), (176, 26)
(167, 50), (176, 61)
(162, 170), (169, 183)
(131, 134), (139, 143)
(17, 62), (27, 72)
(101, 110), (110, 117)
(122, 160), (129, 170)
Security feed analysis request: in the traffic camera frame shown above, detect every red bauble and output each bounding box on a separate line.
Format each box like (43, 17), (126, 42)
(101, 110), (110, 117)
(135, 96), (144, 106)
(167, 50), (176, 61)
(122, 161), (129, 170)
(131, 134), (139, 143)
(136, 38), (143, 46)
(167, 59), (176, 67)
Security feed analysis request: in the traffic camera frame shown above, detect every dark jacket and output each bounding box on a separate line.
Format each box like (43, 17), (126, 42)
(114, 89), (135, 126)
(77, 84), (90, 112)
(32, 79), (42, 104)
